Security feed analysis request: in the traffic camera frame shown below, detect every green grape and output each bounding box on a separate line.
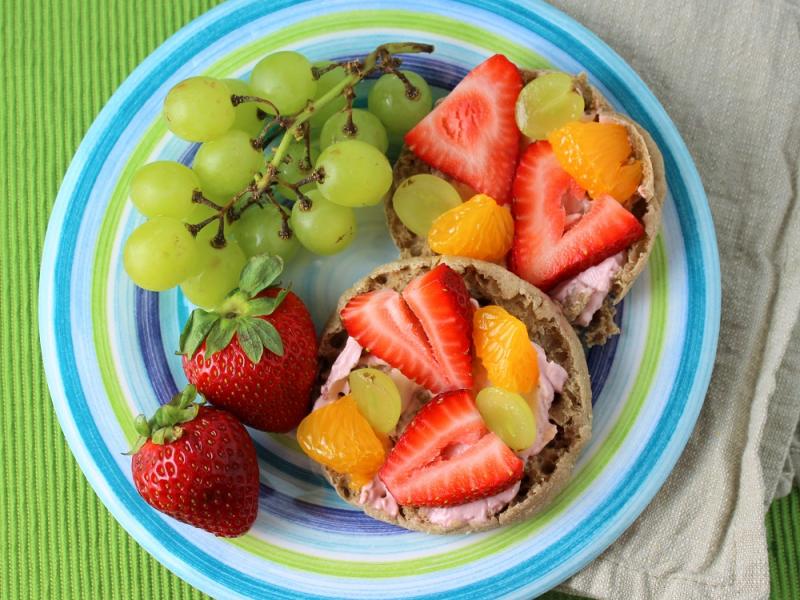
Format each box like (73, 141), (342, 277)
(392, 174), (463, 236)
(319, 109), (388, 153)
(163, 77), (235, 142)
(315, 140), (392, 207)
(250, 51), (317, 116)
(123, 217), (200, 291)
(183, 201), (218, 224)
(348, 368), (402, 434)
(367, 71), (432, 137)
(224, 78), (268, 138)
(276, 139), (319, 200)
(290, 190), (356, 255)
(130, 161), (200, 219)
(193, 129), (263, 200)
(515, 72), (585, 140)
(309, 61), (348, 130)
(231, 203), (300, 262)
(475, 387), (537, 451)
(180, 226), (247, 309)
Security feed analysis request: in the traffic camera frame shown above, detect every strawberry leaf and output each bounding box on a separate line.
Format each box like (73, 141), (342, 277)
(236, 319), (264, 364)
(205, 318), (238, 357)
(179, 309), (220, 358)
(247, 288), (289, 317)
(238, 254), (284, 298)
(251, 319), (284, 357)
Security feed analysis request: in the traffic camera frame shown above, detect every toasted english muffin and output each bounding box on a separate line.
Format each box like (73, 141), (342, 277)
(386, 69), (666, 345)
(316, 256), (591, 534)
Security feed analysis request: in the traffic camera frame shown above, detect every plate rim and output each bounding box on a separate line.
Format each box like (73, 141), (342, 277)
(39, 0), (721, 598)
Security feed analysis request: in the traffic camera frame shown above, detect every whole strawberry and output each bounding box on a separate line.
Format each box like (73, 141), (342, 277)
(180, 254), (317, 432)
(130, 386), (259, 537)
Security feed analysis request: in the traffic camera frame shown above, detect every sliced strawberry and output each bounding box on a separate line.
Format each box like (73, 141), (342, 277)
(404, 54), (522, 204)
(341, 289), (450, 393)
(380, 391), (524, 506)
(510, 141), (645, 290)
(402, 264), (473, 390)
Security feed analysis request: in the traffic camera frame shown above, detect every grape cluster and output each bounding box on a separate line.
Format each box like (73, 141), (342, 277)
(122, 44), (434, 309)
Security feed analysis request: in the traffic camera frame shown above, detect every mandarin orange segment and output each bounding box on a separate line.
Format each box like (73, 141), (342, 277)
(547, 121), (642, 202)
(427, 194), (514, 262)
(297, 395), (386, 489)
(473, 305), (539, 394)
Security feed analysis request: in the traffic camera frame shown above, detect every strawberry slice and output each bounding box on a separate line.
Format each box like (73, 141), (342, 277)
(404, 54), (522, 204)
(341, 289), (450, 393)
(380, 391), (524, 506)
(510, 141), (645, 290)
(402, 264), (473, 390)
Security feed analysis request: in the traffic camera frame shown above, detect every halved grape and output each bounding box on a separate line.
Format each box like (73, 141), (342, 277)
(163, 77), (235, 142)
(193, 129), (263, 200)
(348, 368), (402, 434)
(309, 61), (348, 130)
(319, 109), (388, 153)
(515, 72), (585, 140)
(290, 190), (356, 255)
(276, 139), (319, 200)
(224, 78), (268, 138)
(475, 387), (537, 451)
(250, 51), (317, 116)
(315, 140), (392, 207)
(180, 226), (247, 309)
(123, 217), (200, 291)
(367, 71), (432, 137)
(130, 161), (200, 219)
(231, 203), (300, 262)
(392, 174), (463, 236)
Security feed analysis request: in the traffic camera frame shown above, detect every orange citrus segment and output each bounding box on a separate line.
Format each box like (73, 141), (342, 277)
(427, 194), (514, 262)
(547, 121), (642, 202)
(297, 395), (385, 489)
(472, 305), (539, 394)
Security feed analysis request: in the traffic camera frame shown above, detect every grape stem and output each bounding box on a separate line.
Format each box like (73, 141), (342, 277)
(381, 58), (421, 100)
(230, 93), (280, 116)
(188, 41), (434, 240)
(191, 190), (224, 211)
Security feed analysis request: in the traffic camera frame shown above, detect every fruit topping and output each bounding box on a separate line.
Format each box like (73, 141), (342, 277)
(380, 390), (524, 506)
(402, 264), (474, 390)
(341, 289), (451, 393)
(392, 174), (463, 237)
(315, 140), (393, 207)
(130, 161), (201, 220)
(123, 217), (201, 292)
(473, 305), (539, 394)
(180, 225), (247, 309)
(231, 203), (300, 262)
(130, 386), (259, 537)
(404, 54), (522, 203)
(163, 77), (235, 142)
(181, 255), (318, 432)
(368, 70), (433, 138)
(515, 72), (585, 140)
(348, 368), (402, 434)
(250, 50), (317, 116)
(510, 141), (645, 290)
(427, 194), (514, 263)
(297, 395), (386, 489)
(475, 387), (537, 451)
(193, 129), (264, 201)
(548, 121), (643, 202)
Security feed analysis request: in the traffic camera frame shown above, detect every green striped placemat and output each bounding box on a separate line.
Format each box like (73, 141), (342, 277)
(1, 1), (796, 598)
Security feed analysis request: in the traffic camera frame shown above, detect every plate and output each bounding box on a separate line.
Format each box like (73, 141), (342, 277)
(39, 0), (720, 598)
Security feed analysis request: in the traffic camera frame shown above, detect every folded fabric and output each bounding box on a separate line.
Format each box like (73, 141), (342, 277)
(546, 1), (800, 598)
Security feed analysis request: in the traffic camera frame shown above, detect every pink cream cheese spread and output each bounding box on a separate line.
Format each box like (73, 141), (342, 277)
(551, 252), (625, 326)
(314, 336), (568, 527)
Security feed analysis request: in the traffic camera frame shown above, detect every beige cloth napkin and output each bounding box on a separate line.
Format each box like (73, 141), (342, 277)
(543, 1), (800, 598)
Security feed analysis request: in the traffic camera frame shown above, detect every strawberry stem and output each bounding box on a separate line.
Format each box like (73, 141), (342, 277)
(125, 385), (204, 454)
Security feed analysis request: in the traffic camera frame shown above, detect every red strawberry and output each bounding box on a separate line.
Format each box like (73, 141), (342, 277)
(402, 264), (473, 390)
(380, 390), (523, 506)
(130, 386), (259, 537)
(341, 289), (450, 393)
(181, 255), (317, 432)
(404, 54), (522, 203)
(510, 141), (645, 290)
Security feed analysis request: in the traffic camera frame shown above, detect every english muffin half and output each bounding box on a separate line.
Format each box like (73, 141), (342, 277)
(312, 256), (591, 534)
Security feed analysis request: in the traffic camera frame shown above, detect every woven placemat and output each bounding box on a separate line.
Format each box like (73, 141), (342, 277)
(1, 0), (796, 598)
